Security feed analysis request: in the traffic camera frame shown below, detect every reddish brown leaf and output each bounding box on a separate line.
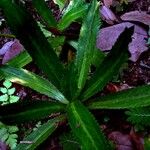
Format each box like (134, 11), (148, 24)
(96, 22), (148, 62)
(103, 0), (113, 7)
(0, 41), (14, 55)
(2, 39), (24, 64)
(100, 5), (119, 24)
(109, 131), (133, 150)
(130, 128), (144, 150)
(121, 11), (150, 26)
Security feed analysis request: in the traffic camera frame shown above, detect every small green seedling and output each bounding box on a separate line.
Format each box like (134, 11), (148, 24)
(0, 121), (18, 149)
(0, 80), (19, 105)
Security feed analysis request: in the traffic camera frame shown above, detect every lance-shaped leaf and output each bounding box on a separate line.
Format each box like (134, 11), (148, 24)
(0, 51), (32, 81)
(7, 51), (32, 68)
(0, 101), (65, 123)
(80, 27), (134, 101)
(15, 115), (65, 150)
(88, 85), (150, 109)
(0, 66), (69, 104)
(58, 4), (88, 31)
(71, 0), (100, 99)
(32, 0), (57, 28)
(0, 0), (64, 88)
(67, 101), (111, 150)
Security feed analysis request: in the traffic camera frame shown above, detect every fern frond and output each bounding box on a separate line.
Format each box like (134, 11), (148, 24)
(126, 107), (150, 127)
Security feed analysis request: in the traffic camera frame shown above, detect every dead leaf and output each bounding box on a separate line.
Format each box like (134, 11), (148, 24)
(100, 5), (119, 24)
(109, 131), (133, 150)
(121, 11), (150, 26)
(2, 39), (24, 64)
(103, 0), (113, 7)
(0, 41), (14, 55)
(0, 141), (7, 150)
(130, 128), (144, 150)
(96, 22), (148, 62)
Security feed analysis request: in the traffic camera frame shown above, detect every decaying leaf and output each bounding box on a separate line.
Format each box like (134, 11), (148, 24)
(103, 0), (113, 7)
(109, 131), (133, 150)
(97, 22), (148, 62)
(0, 41), (14, 55)
(100, 5), (119, 24)
(121, 11), (150, 26)
(0, 40), (24, 64)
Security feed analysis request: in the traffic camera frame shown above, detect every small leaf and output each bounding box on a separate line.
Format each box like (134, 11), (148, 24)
(0, 94), (8, 102)
(1, 132), (9, 141)
(3, 80), (12, 88)
(8, 126), (19, 133)
(9, 95), (19, 103)
(8, 88), (15, 95)
(0, 88), (7, 94)
(0, 128), (8, 138)
(6, 135), (18, 149)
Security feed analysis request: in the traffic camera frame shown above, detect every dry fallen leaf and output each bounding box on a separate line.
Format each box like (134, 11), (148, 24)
(121, 11), (150, 26)
(100, 5), (119, 24)
(0, 41), (14, 55)
(96, 22), (148, 62)
(109, 131), (133, 150)
(1, 39), (24, 64)
(103, 0), (113, 7)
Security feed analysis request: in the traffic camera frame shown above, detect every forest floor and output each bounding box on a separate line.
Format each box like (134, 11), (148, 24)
(0, 0), (150, 150)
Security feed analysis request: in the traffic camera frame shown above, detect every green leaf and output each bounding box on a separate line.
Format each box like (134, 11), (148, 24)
(144, 138), (150, 150)
(7, 50), (32, 68)
(0, 100), (65, 124)
(91, 48), (105, 68)
(67, 101), (111, 150)
(88, 85), (150, 109)
(71, 0), (100, 99)
(37, 21), (52, 38)
(0, 128), (8, 139)
(6, 134), (18, 149)
(58, 4), (88, 31)
(126, 107), (150, 127)
(53, 0), (66, 10)
(0, 0), (65, 88)
(0, 66), (68, 104)
(9, 95), (19, 103)
(1, 132), (9, 141)
(0, 94), (8, 102)
(0, 123), (18, 149)
(3, 80), (12, 88)
(59, 132), (80, 150)
(0, 87), (7, 94)
(8, 88), (16, 95)
(81, 27), (134, 101)
(47, 36), (65, 50)
(32, 0), (57, 28)
(8, 126), (19, 133)
(15, 116), (65, 150)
